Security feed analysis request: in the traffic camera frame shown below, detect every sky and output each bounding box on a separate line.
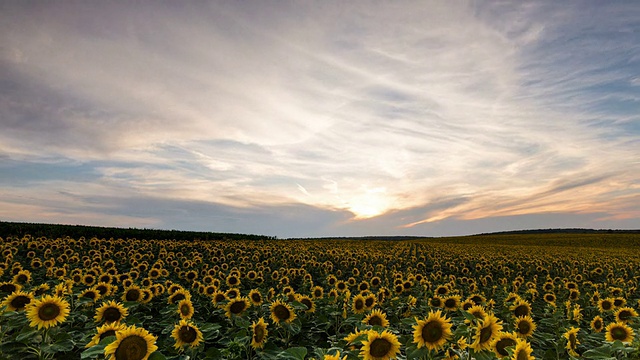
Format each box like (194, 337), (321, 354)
(0, 1), (638, 238)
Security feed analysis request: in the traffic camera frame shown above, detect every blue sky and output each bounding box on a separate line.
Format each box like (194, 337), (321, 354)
(1, 1), (638, 238)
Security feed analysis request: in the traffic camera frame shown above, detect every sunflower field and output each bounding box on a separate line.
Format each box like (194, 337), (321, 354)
(1, 232), (639, 360)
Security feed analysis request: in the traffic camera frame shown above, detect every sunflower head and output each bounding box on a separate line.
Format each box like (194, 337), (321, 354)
(590, 316), (604, 333)
(250, 317), (269, 349)
(95, 300), (129, 323)
(360, 330), (401, 360)
(177, 298), (195, 319)
(605, 322), (635, 343)
(86, 322), (126, 348)
(270, 300), (296, 324)
(512, 338), (534, 360)
(514, 315), (536, 338)
(491, 332), (517, 358)
(104, 325), (158, 360)
(563, 327), (580, 357)
(470, 314), (503, 351)
(412, 310), (453, 351)
(172, 319), (204, 349)
(2, 290), (34, 311)
(26, 295), (70, 329)
(614, 307), (638, 323)
(363, 309), (390, 328)
(225, 297), (250, 318)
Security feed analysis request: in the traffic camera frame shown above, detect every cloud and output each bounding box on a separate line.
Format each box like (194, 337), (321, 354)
(0, 1), (638, 235)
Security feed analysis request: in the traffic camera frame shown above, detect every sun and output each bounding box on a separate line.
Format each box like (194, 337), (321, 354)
(346, 187), (391, 219)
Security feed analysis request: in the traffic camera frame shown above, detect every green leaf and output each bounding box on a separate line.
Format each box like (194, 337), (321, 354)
(15, 327), (39, 342)
(277, 347), (308, 360)
(407, 346), (429, 359)
(81, 344), (107, 359)
(148, 351), (167, 360)
(204, 347), (223, 359)
(582, 343), (615, 360)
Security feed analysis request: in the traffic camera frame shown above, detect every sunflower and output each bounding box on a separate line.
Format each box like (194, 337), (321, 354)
(270, 299), (296, 324)
(0, 282), (22, 294)
(13, 269), (31, 284)
(211, 291), (227, 307)
(470, 314), (503, 351)
(171, 319), (204, 349)
(168, 289), (191, 304)
(514, 315), (536, 338)
(249, 289), (263, 306)
(324, 351), (347, 360)
(352, 294), (367, 314)
(412, 310), (452, 351)
(296, 294), (316, 313)
(104, 325), (158, 360)
(26, 295), (70, 329)
(491, 332), (517, 358)
(590, 315), (604, 333)
(121, 285), (143, 303)
(312, 286), (324, 299)
(443, 295), (461, 311)
(563, 327), (579, 357)
(363, 309), (390, 328)
(465, 305), (487, 324)
(2, 290), (34, 311)
(605, 322), (635, 343)
(86, 322), (126, 348)
(511, 338), (534, 360)
(429, 296), (443, 308)
(543, 293), (556, 306)
(510, 300), (531, 318)
(360, 330), (401, 360)
(79, 288), (101, 303)
(598, 298), (614, 313)
(95, 300), (129, 323)
(364, 293), (377, 310)
(225, 296), (250, 318)
(250, 317), (269, 349)
(177, 298), (195, 319)
(614, 307), (638, 323)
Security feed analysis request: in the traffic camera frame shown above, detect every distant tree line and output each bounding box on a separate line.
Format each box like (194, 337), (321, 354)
(474, 228), (640, 236)
(0, 221), (275, 241)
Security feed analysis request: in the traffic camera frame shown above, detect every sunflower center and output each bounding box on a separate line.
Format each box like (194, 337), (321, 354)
(230, 301), (246, 314)
(614, 299), (623, 307)
(0, 284), (17, 292)
(365, 298), (375, 308)
(301, 299), (312, 310)
(611, 327), (627, 340)
(179, 326), (197, 343)
(479, 325), (493, 343)
(369, 338), (392, 357)
(104, 308), (123, 322)
(126, 290), (140, 302)
(517, 321), (531, 334)
(251, 294), (261, 303)
(495, 338), (516, 356)
(17, 274), (28, 283)
(516, 349), (529, 360)
(444, 299), (456, 308)
(594, 320), (602, 329)
(369, 316), (383, 326)
(514, 305), (529, 317)
(422, 321), (443, 343)
(355, 299), (364, 310)
(114, 335), (148, 360)
(569, 334), (576, 349)
(38, 303), (61, 321)
(273, 304), (291, 320)
(84, 291), (97, 300)
(11, 295), (31, 309)
(180, 304), (191, 316)
(618, 310), (631, 320)
(100, 330), (117, 340)
(254, 325), (265, 342)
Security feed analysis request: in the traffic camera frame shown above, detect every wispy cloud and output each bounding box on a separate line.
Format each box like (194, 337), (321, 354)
(0, 1), (638, 236)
